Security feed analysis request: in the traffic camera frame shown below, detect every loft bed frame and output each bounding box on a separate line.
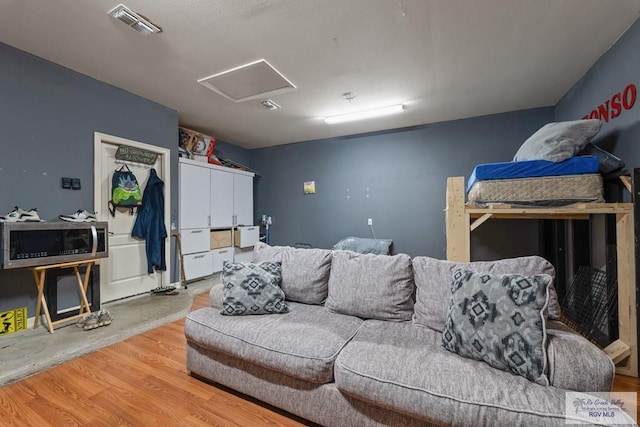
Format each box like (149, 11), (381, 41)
(445, 170), (639, 378)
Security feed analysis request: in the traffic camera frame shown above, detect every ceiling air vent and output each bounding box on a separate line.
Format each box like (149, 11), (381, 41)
(108, 4), (162, 36)
(198, 59), (296, 103)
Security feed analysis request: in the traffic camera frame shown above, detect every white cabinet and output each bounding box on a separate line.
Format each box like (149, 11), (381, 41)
(179, 158), (256, 280)
(211, 247), (234, 273)
(179, 162), (210, 229)
(183, 251), (213, 281)
(181, 229), (210, 254)
(179, 161), (213, 281)
(235, 226), (259, 248)
(234, 247), (254, 263)
(210, 168), (254, 227)
(210, 169), (234, 228)
(234, 173), (254, 226)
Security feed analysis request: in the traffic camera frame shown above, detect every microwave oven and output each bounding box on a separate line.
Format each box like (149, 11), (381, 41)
(1, 221), (108, 269)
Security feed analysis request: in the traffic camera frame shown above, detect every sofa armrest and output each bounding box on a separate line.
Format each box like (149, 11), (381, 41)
(546, 322), (615, 391)
(209, 283), (224, 310)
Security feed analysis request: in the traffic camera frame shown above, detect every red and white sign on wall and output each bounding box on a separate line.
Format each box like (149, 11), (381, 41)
(582, 83), (637, 122)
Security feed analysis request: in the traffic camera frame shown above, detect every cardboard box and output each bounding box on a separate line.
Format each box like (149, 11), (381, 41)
(210, 230), (232, 249)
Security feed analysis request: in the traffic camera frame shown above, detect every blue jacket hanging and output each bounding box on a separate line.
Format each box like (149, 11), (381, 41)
(132, 168), (167, 273)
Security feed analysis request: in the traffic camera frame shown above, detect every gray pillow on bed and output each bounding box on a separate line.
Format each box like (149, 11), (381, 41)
(513, 119), (602, 163)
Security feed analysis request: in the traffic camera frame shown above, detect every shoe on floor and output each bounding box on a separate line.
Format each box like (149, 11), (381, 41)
(78, 313), (99, 331)
(97, 309), (112, 327)
(0, 206), (42, 222)
(59, 209), (96, 222)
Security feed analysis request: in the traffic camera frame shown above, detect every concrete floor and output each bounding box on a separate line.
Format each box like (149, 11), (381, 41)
(0, 276), (219, 386)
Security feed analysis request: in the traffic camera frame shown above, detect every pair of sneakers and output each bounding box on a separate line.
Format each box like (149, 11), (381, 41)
(0, 207), (96, 222)
(76, 309), (113, 331)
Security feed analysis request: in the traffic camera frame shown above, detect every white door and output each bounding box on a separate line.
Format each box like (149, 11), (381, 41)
(94, 133), (171, 303)
(210, 168), (234, 228)
(234, 173), (254, 226)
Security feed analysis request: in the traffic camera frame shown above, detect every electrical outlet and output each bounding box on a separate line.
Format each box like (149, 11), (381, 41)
(367, 218), (373, 226)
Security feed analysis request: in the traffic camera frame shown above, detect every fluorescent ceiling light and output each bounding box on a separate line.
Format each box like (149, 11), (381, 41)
(108, 4), (162, 36)
(323, 104), (405, 124)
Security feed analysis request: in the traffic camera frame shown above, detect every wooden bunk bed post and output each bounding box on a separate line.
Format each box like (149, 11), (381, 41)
(445, 175), (638, 377)
(446, 177), (470, 262)
(611, 211), (637, 375)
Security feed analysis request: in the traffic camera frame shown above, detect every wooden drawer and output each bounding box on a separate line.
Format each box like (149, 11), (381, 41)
(183, 251), (212, 281)
(234, 225), (259, 248)
(210, 230), (232, 249)
(212, 246), (234, 273)
(181, 228), (210, 254)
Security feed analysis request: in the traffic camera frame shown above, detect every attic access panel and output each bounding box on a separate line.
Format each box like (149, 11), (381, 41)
(197, 59), (296, 102)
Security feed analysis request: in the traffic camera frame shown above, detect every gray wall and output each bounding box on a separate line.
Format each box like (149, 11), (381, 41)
(554, 18), (640, 277)
(0, 43), (178, 315)
(555, 19), (640, 168)
(215, 139), (252, 168)
(251, 108), (553, 259)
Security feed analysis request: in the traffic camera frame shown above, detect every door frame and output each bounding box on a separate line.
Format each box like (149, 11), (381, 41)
(93, 132), (172, 297)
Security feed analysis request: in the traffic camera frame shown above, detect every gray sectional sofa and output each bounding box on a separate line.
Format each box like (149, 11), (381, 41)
(184, 243), (618, 427)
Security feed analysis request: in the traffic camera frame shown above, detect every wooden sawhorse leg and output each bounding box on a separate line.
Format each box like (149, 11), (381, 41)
(30, 260), (96, 334)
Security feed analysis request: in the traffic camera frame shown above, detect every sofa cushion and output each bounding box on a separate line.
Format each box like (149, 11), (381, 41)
(412, 256), (561, 332)
(221, 261), (288, 316)
(325, 251), (414, 321)
(184, 302), (362, 384)
(335, 320), (611, 426)
(546, 321), (614, 391)
(253, 242), (332, 305)
(209, 283), (224, 309)
(441, 269), (551, 385)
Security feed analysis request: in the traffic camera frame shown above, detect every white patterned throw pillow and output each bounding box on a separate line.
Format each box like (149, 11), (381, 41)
(442, 269), (551, 385)
(221, 261), (288, 316)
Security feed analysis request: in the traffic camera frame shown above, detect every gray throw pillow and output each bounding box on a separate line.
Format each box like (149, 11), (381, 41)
(442, 269), (551, 386)
(325, 251), (414, 321)
(221, 261), (288, 316)
(412, 256), (561, 332)
(253, 242), (332, 305)
(513, 119), (602, 163)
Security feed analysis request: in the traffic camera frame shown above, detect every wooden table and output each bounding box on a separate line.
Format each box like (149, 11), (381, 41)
(30, 260), (96, 334)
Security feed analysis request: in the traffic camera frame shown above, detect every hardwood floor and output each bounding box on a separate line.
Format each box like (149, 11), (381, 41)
(0, 293), (308, 427)
(0, 292), (638, 426)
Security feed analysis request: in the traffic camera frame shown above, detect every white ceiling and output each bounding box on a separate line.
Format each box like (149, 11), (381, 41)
(1, 0), (639, 149)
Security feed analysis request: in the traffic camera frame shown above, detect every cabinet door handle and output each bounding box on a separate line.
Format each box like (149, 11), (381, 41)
(246, 227), (256, 231)
(218, 250), (228, 254)
(194, 254), (205, 259)
(191, 230), (203, 234)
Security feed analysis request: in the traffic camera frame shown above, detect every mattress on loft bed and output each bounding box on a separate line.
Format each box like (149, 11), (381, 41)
(466, 155), (599, 192)
(467, 174), (604, 207)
